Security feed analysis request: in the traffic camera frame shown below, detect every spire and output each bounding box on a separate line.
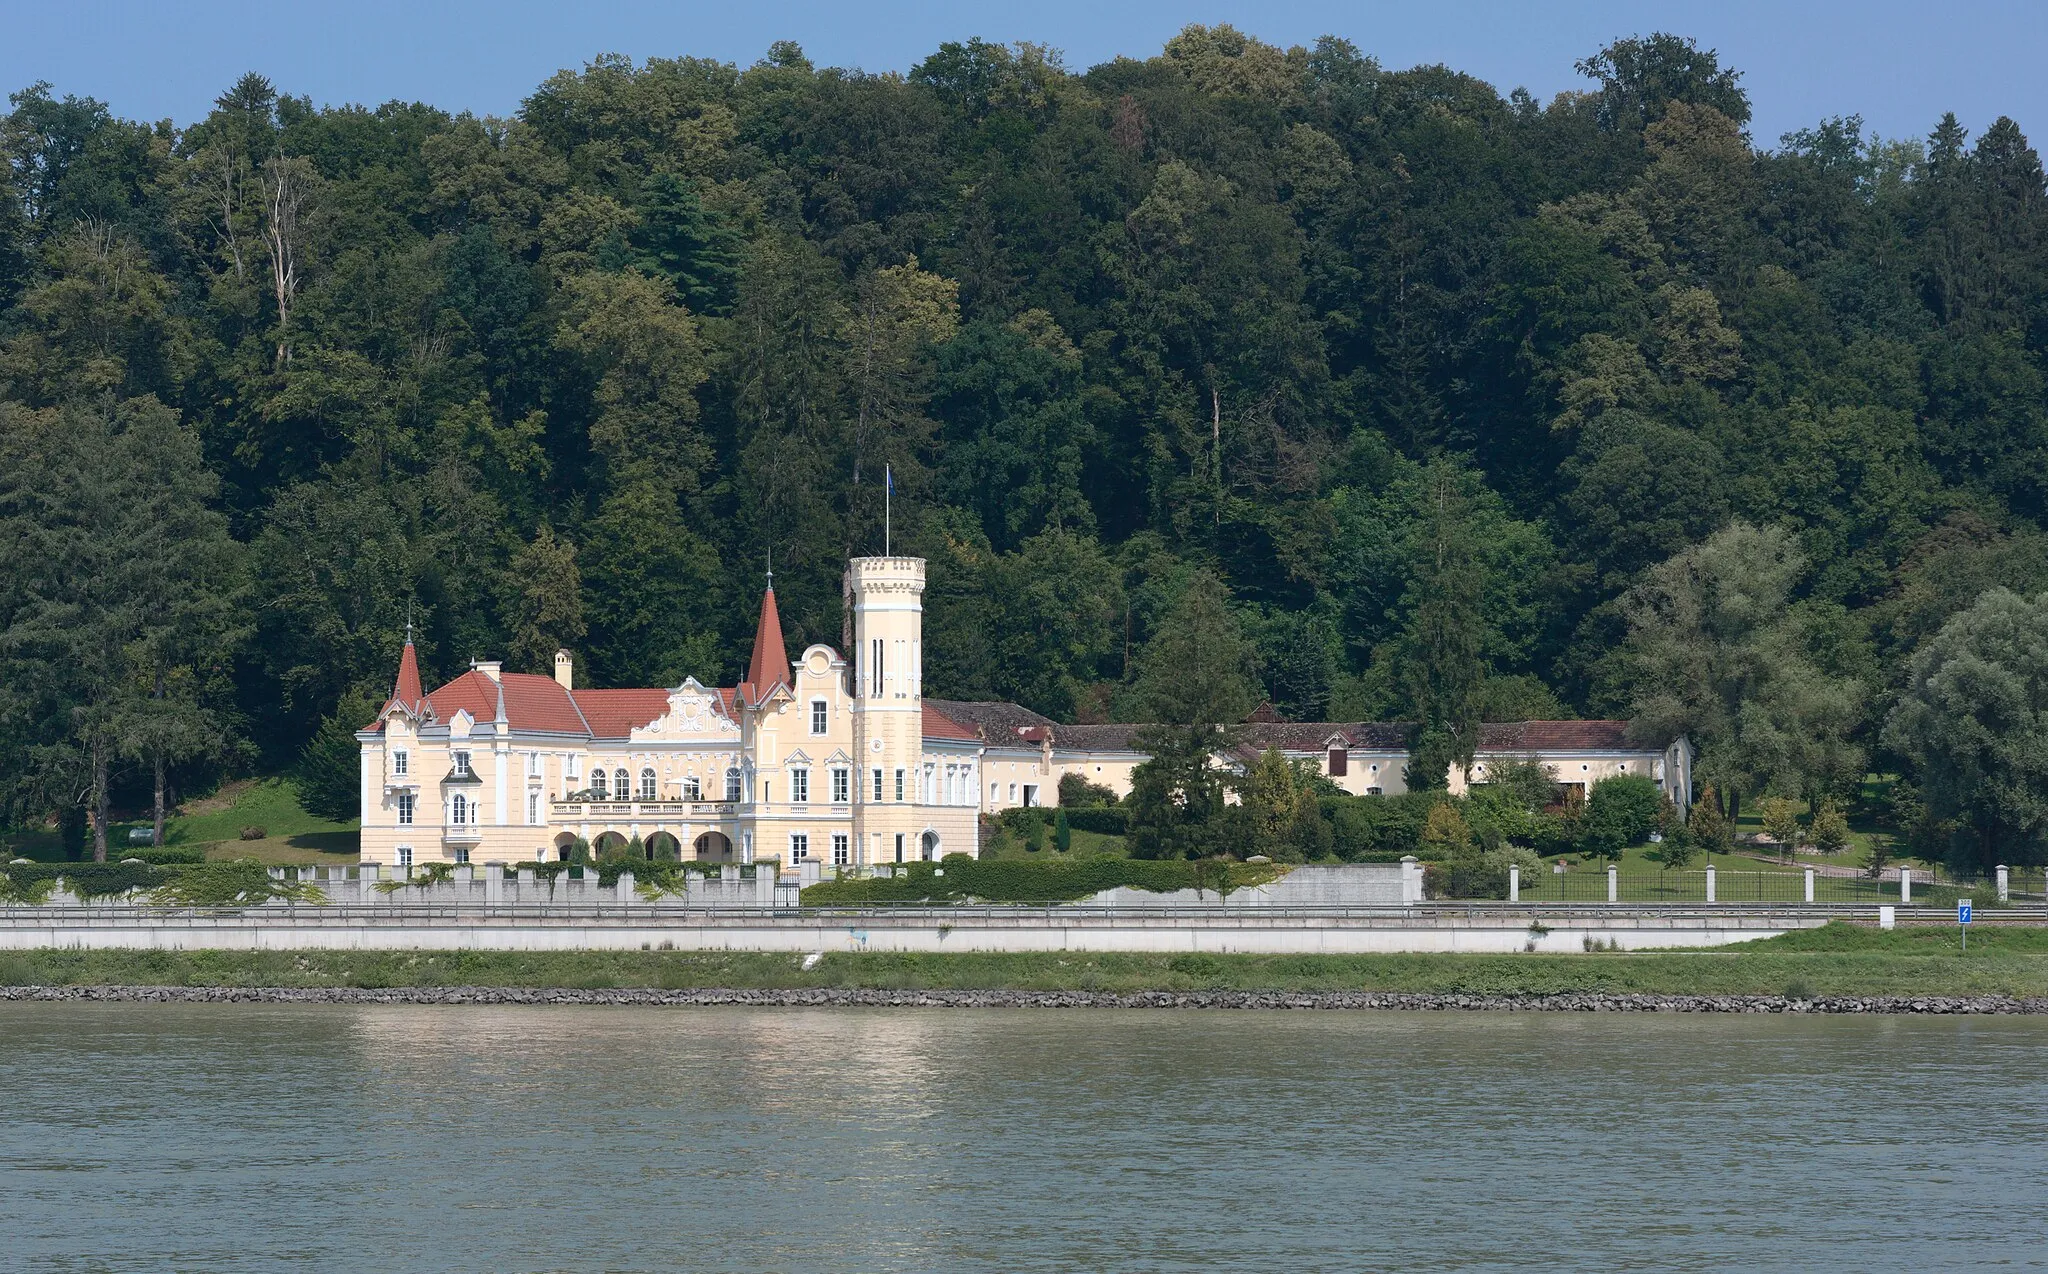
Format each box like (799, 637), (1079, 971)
(391, 636), (424, 715)
(743, 575), (790, 705)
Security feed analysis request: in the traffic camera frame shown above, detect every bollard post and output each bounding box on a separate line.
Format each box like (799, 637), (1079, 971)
(1508, 864), (1520, 903)
(1607, 862), (1617, 903)
(1879, 904), (1895, 930)
(1997, 864), (2009, 903)
(1705, 865), (1716, 903)
(1804, 867), (1815, 904)
(617, 871), (636, 904)
(1900, 867), (1912, 905)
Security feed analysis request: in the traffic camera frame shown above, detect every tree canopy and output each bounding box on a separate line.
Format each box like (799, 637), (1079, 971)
(3, 29), (2048, 852)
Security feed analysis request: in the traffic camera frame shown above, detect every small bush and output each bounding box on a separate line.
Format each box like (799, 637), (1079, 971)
(1058, 773), (1121, 807)
(238, 826), (267, 841)
(122, 845), (208, 866)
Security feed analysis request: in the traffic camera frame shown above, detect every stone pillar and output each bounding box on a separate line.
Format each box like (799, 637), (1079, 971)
(483, 862), (504, 904)
(1606, 862), (1617, 904)
(1508, 864), (1520, 903)
(454, 864), (474, 886)
(1399, 855), (1423, 906)
(1705, 865), (1716, 904)
(1997, 864), (2010, 903)
(517, 865), (536, 889)
(1879, 904), (1896, 930)
(1900, 868), (1912, 904)
(617, 871), (636, 903)
(1804, 867), (1815, 904)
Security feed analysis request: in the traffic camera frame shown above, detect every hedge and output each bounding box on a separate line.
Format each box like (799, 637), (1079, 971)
(996, 806), (1129, 836)
(802, 854), (1281, 905)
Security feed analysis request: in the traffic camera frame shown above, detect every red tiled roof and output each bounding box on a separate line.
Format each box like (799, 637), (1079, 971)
(742, 583), (790, 706)
(392, 641), (423, 713)
(572, 688), (673, 739)
(922, 703), (980, 741)
(1479, 720), (1644, 751)
(421, 671), (592, 735)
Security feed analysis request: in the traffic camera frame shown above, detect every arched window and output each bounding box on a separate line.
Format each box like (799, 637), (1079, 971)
(613, 769), (629, 799)
(451, 793), (469, 825)
(639, 768), (657, 801)
(920, 830), (939, 862)
(725, 767), (741, 801)
(590, 770), (608, 799)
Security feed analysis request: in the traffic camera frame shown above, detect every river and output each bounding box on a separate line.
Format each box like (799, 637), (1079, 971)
(1, 1004), (2041, 1271)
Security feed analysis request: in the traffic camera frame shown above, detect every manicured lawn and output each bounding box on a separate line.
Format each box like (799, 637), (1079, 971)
(3, 923), (2046, 997)
(3, 778), (358, 866)
(981, 825), (1128, 859)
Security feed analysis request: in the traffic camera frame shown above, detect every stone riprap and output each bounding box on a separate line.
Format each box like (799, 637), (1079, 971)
(0, 985), (2040, 1013)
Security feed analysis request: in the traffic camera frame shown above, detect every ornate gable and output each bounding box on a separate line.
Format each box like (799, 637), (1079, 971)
(630, 677), (741, 743)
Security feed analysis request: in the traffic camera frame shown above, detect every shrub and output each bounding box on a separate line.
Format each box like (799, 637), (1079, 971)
(1580, 775), (1661, 858)
(1760, 797), (1803, 858)
(121, 845), (208, 866)
(801, 856), (1282, 904)
(1810, 798), (1851, 855)
(1319, 792), (1436, 861)
(1058, 773), (1120, 807)
(1054, 809), (1072, 853)
(1425, 856), (1510, 900)
(1690, 789), (1732, 853)
(238, 825), (267, 841)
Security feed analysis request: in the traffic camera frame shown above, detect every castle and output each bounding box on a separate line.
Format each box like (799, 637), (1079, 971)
(355, 555), (1690, 869)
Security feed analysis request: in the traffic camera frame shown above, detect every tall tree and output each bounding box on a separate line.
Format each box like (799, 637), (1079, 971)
(0, 398), (243, 860)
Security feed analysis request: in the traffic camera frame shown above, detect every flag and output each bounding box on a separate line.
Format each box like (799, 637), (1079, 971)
(886, 464), (893, 495)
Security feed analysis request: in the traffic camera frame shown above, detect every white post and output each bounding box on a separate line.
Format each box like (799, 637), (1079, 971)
(1705, 865), (1716, 903)
(1399, 855), (1423, 906)
(1804, 867), (1815, 904)
(1879, 904), (1895, 930)
(617, 871), (636, 903)
(1606, 862), (1617, 903)
(1997, 864), (2009, 903)
(1900, 867), (1912, 904)
(1508, 864), (1520, 903)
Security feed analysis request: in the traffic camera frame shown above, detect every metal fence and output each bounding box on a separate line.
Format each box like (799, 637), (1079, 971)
(1505, 862), (2048, 906)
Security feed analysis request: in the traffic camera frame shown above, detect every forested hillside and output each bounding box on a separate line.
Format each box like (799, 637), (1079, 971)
(5, 29), (2048, 864)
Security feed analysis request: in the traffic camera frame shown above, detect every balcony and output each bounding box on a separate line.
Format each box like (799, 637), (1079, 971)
(443, 823), (482, 844)
(550, 800), (738, 820)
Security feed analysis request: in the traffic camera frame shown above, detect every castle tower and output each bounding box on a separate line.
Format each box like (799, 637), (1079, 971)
(846, 556), (925, 863)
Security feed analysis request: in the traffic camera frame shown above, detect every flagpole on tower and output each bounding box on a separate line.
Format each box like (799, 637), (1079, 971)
(885, 464), (892, 557)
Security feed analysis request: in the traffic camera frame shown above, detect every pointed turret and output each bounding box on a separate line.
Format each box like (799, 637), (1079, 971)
(390, 637), (424, 716)
(742, 577), (790, 706)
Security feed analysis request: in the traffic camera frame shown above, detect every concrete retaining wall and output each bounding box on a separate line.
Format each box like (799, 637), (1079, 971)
(0, 904), (1813, 954)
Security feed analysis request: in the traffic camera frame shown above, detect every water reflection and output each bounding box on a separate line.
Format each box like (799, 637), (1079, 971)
(2, 1006), (2045, 1272)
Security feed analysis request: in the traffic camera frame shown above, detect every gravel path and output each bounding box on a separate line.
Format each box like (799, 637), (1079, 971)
(1, 985), (2041, 1013)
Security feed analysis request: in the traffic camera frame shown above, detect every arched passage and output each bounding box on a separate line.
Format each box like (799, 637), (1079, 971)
(693, 831), (733, 862)
(645, 831), (680, 861)
(593, 831), (628, 857)
(920, 830), (940, 862)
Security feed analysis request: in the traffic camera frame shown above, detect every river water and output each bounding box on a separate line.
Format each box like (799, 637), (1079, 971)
(2, 1004), (2044, 1272)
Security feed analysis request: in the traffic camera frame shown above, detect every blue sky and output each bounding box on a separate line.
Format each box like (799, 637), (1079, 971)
(8, 0), (2045, 148)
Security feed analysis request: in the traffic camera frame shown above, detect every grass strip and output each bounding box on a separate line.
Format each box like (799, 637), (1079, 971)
(0, 924), (2044, 998)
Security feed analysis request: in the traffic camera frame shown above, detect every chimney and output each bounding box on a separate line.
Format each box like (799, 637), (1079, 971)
(473, 659), (502, 683)
(554, 649), (573, 691)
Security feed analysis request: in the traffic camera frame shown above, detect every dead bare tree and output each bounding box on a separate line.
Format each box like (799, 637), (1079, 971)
(261, 154), (311, 366)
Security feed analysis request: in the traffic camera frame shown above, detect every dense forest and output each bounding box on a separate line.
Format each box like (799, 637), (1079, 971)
(5, 28), (2048, 866)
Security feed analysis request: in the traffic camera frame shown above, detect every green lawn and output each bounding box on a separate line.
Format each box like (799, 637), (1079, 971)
(2, 923), (2045, 997)
(3, 778), (358, 865)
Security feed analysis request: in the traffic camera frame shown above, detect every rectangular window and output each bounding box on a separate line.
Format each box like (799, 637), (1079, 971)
(831, 768), (850, 804)
(1023, 784), (1038, 808)
(683, 776), (701, 802)
(811, 700), (828, 734)
(452, 750), (472, 777)
(895, 769), (905, 802)
(791, 769), (808, 803)
(894, 833), (905, 863)
(832, 833), (849, 866)
(1008, 783), (1016, 802)
(396, 792), (415, 825)
(527, 791), (539, 824)
(871, 638), (884, 697)
(396, 845), (413, 869)
(789, 833), (809, 863)
(392, 750), (408, 776)
(1366, 786), (1383, 796)
(872, 768), (884, 802)
(453, 846), (470, 865)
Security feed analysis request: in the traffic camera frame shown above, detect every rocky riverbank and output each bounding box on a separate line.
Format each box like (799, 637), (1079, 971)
(2, 984), (2043, 1012)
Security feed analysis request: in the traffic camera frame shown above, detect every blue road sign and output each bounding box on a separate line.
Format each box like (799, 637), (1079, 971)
(1959, 900), (1973, 925)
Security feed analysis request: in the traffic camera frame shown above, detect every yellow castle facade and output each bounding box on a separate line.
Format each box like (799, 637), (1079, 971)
(356, 554), (1690, 871)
